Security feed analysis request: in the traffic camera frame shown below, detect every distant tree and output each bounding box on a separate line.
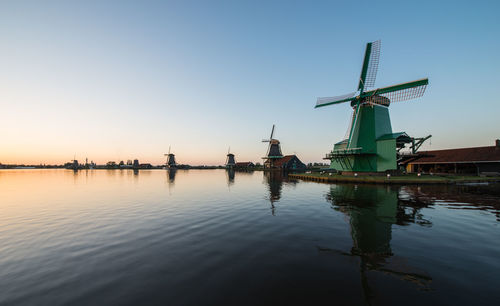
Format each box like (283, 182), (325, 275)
(106, 161), (117, 169)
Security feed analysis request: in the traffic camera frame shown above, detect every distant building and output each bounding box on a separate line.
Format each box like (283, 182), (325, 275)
(65, 160), (79, 170)
(106, 161), (117, 169)
(267, 155), (306, 171)
(404, 139), (500, 175)
(139, 163), (153, 169)
(133, 159), (139, 169)
(234, 162), (255, 169)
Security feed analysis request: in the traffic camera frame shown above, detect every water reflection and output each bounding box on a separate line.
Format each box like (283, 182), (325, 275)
(166, 169), (177, 193)
(400, 184), (500, 221)
(325, 184), (433, 301)
(226, 168), (235, 188)
(167, 169), (177, 183)
(264, 171), (283, 202)
(263, 171), (298, 216)
(1, 170), (499, 305)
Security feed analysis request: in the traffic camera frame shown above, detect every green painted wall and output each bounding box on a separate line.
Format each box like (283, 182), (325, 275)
(330, 157), (353, 171)
(349, 104), (392, 154)
(376, 139), (396, 171)
(329, 104), (395, 172)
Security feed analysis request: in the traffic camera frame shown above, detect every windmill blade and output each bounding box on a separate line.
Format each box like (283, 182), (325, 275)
(262, 139), (270, 142)
(358, 40), (381, 91)
(363, 78), (428, 104)
(347, 103), (361, 148)
(315, 92), (357, 108)
(270, 124), (275, 140)
(343, 108), (357, 141)
(364, 40), (380, 89)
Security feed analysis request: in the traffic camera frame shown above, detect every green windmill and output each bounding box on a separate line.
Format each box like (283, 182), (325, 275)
(316, 40), (429, 173)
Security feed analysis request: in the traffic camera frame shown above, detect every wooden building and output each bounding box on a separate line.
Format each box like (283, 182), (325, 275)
(264, 155), (306, 171)
(234, 162), (255, 169)
(404, 140), (500, 175)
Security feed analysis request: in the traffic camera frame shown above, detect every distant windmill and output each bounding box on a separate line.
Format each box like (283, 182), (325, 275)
(164, 146), (176, 169)
(226, 147), (236, 168)
(262, 124), (283, 168)
(315, 40), (429, 172)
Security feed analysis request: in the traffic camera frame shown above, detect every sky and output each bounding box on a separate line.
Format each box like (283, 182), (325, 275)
(1, 0), (499, 165)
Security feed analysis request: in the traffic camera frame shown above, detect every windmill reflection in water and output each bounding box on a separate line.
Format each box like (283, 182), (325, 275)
(263, 171), (298, 216)
(324, 184), (433, 301)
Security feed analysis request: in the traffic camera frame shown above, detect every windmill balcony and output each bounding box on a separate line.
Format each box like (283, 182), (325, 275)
(324, 147), (372, 159)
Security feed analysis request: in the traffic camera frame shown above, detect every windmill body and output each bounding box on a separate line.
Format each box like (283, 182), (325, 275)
(262, 125), (284, 168)
(226, 147), (236, 168)
(316, 40), (429, 172)
(167, 154), (176, 167)
(164, 146), (177, 169)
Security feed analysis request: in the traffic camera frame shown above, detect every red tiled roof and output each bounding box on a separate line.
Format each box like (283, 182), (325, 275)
(272, 155), (295, 167)
(409, 146), (500, 164)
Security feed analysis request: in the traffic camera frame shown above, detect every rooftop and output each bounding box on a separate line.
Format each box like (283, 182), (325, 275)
(409, 143), (500, 164)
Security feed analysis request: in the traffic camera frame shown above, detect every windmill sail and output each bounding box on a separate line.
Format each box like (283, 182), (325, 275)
(363, 78), (428, 105)
(358, 40), (381, 91)
(364, 40), (380, 88)
(347, 103), (362, 148)
(316, 92), (357, 108)
(343, 108), (357, 141)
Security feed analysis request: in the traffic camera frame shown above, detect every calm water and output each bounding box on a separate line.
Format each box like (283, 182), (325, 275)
(1, 169), (499, 305)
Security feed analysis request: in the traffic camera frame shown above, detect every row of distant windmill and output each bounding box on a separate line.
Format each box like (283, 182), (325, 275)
(166, 40), (430, 173)
(164, 123), (297, 170)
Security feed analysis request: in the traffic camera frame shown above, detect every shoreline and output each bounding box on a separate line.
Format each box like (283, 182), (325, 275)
(288, 173), (500, 185)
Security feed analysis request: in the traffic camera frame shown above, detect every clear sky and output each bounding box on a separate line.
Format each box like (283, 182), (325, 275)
(1, 0), (499, 165)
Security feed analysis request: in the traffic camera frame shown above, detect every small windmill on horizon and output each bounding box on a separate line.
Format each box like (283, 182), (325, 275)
(262, 124), (284, 168)
(164, 146), (176, 169)
(226, 147), (236, 168)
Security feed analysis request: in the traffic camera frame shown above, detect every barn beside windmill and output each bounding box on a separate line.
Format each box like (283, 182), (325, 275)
(268, 155), (306, 170)
(403, 140), (500, 175)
